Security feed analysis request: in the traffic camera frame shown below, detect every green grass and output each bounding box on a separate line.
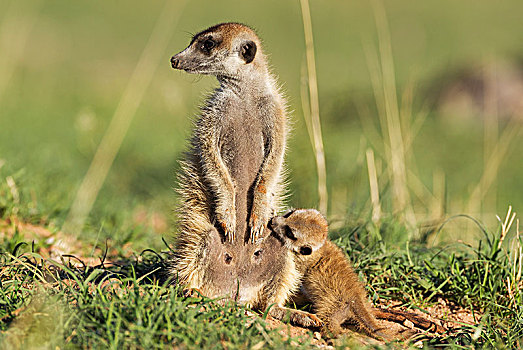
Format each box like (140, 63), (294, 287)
(0, 250), (312, 349)
(337, 216), (523, 347)
(1, 0), (522, 222)
(2, 205), (522, 348)
(2, 170), (522, 348)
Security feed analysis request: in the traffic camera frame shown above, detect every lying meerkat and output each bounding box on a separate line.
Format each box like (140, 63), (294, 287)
(270, 209), (391, 340)
(168, 23), (319, 327)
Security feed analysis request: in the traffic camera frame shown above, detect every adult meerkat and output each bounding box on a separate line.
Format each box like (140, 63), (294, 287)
(270, 209), (391, 340)
(171, 22), (286, 243)
(169, 23), (319, 327)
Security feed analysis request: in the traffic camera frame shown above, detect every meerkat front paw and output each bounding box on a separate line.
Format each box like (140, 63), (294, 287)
(182, 288), (203, 299)
(268, 306), (323, 328)
(249, 199), (270, 243)
(216, 206), (236, 242)
(291, 311), (323, 328)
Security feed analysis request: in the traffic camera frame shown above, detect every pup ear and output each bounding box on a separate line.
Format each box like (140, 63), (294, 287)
(283, 209), (295, 218)
(241, 40), (256, 64)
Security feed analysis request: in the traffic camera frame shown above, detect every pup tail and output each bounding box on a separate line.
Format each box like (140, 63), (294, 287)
(349, 300), (392, 340)
(323, 300), (392, 340)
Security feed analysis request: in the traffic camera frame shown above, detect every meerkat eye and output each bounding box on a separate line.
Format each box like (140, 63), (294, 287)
(299, 246), (312, 255)
(253, 249), (263, 257)
(202, 38), (216, 52)
(284, 226), (296, 241)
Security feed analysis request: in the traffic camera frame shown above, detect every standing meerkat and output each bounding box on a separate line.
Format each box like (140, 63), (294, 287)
(168, 23), (319, 327)
(270, 209), (391, 340)
(171, 22), (287, 244)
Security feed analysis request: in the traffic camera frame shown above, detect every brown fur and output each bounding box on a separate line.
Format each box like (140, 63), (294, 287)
(167, 24), (319, 326)
(171, 22), (287, 244)
(270, 209), (391, 340)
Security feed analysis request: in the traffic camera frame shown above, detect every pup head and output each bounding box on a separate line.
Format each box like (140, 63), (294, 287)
(269, 209), (328, 256)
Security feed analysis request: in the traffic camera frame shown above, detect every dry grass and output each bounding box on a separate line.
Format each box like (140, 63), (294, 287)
(362, 0), (417, 233)
(366, 148), (381, 223)
(467, 111), (523, 214)
(358, 1), (523, 241)
(62, 0), (185, 235)
(299, 0), (328, 215)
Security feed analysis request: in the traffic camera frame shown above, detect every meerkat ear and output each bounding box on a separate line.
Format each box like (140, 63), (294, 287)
(283, 209), (295, 218)
(241, 40), (256, 64)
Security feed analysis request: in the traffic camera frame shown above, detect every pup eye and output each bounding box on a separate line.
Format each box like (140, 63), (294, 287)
(284, 226), (296, 241)
(253, 249), (263, 257)
(299, 246), (312, 255)
(202, 38), (216, 51)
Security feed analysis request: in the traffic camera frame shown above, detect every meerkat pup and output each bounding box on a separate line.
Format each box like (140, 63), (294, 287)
(168, 23), (319, 326)
(270, 209), (391, 340)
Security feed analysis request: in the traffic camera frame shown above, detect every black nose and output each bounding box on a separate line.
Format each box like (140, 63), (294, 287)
(171, 56), (179, 69)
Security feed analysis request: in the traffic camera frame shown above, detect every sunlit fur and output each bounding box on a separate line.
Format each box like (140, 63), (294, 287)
(271, 209), (391, 339)
(168, 23), (301, 317)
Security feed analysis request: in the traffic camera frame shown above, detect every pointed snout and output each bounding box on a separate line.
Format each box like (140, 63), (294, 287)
(171, 48), (188, 69)
(170, 49), (195, 72)
(170, 54), (181, 69)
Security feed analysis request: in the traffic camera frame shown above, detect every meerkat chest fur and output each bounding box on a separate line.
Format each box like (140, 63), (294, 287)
(214, 86), (274, 186)
(193, 78), (280, 240)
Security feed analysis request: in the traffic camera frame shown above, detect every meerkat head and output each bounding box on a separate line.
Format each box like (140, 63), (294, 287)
(171, 22), (266, 79)
(269, 209), (328, 256)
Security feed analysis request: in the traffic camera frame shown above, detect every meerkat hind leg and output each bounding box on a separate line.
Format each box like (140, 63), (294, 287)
(267, 305), (323, 328)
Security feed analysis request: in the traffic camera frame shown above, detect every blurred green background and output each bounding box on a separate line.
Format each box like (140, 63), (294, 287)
(1, 0), (522, 248)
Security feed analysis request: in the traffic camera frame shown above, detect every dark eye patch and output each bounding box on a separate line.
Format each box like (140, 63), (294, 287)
(299, 246), (312, 255)
(253, 249), (263, 257)
(284, 226), (296, 241)
(201, 38), (216, 52)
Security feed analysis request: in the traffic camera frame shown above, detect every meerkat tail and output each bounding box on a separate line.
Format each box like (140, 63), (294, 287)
(346, 301), (391, 340)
